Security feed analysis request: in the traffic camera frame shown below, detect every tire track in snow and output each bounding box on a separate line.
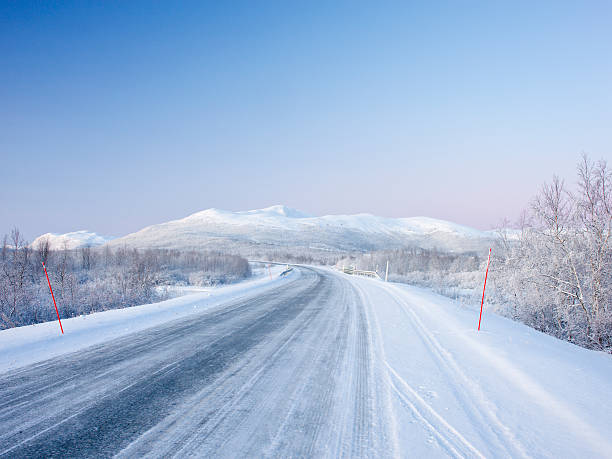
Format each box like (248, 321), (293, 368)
(386, 363), (485, 459)
(352, 277), (403, 458)
(376, 281), (529, 458)
(261, 270), (373, 458)
(354, 279), (480, 458)
(331, 275), (377, 457)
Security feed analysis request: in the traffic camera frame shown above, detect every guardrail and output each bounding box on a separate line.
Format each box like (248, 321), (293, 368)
(339, 266), (381, 279)
(249, 260), (294, 278)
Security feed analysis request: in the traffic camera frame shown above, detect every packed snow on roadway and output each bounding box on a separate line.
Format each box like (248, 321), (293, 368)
(1, 265), (610, 458)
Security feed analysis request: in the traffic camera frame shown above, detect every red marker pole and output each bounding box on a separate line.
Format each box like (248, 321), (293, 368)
(42, 262), (64, 334)
(477, 248), (492, 331)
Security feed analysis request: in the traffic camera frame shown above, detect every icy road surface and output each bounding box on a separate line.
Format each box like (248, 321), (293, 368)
(1, 266), (611, 458)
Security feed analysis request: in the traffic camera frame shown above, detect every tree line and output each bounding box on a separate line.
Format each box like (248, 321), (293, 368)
(0, 233), (251, 330)
(337, 248), (484, 302)
(492, 155), (611, 351)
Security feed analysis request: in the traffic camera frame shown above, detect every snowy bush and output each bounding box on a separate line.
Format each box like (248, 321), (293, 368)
(0, 236), (251, 329)
(491, 155), (611, 351)
(337, 248), (485, 304)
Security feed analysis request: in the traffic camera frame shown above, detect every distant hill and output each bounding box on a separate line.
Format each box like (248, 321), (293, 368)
(30, 231), (115, 250)
(105, 205), (501, 254)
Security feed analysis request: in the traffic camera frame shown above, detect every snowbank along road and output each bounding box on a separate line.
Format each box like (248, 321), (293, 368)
(1, 266), (611, 458)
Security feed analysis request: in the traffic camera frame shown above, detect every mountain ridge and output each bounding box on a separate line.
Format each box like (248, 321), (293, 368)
(105, 205), (501, 254)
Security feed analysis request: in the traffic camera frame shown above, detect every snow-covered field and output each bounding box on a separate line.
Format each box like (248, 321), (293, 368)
(1, 265), (610, 457)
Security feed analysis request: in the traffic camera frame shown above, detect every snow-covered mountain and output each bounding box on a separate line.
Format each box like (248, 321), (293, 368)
(106, 205), (498, 254)
(31, 231), (115, 250)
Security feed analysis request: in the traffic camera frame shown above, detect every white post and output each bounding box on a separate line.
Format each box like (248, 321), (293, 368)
(385, 260), (389, 282)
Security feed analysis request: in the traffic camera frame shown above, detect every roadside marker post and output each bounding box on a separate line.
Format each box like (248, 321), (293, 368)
(477, 248), (491, 331)
(42, 262), (64, 334)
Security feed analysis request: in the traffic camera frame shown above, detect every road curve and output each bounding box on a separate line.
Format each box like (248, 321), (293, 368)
(0, 267), (393, 458)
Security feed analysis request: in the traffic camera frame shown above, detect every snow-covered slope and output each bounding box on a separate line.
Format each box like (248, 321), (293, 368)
(30, 231), (115, 250)
(107, 205), (498, 253)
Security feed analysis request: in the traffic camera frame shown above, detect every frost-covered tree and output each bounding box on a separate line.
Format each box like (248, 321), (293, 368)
(492, 155), (611, 351)
(0, 236), (252, 330)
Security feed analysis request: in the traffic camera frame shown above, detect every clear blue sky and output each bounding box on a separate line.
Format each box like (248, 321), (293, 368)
(1, 1), (611, 240)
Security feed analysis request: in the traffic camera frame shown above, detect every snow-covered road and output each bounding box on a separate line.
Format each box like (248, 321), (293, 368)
(1, 266), (611, 458)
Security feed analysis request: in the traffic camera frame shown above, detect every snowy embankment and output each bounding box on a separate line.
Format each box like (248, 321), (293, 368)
(344, 271), (612, 458)
(0, 265), (295, 373)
